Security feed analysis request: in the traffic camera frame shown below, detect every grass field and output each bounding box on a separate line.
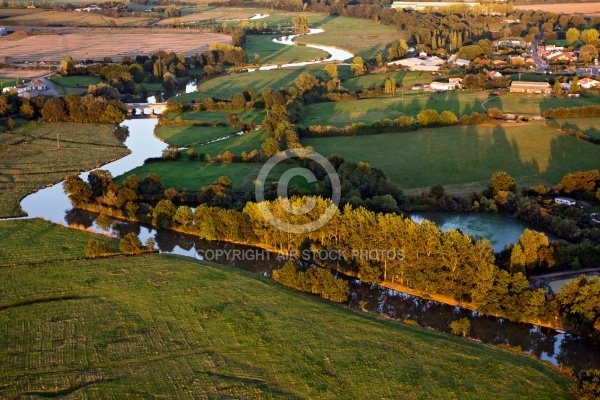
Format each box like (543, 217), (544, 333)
(514, 2), (600, 16)
(300, 91), (489, 127)
(300, 91), (600, 127)
(156, 110), (265, 147)
(484, 92), (600, 116)
(116, 159), (312, 192)
(50, 75), (103, 87)
(243, 34), (329, 65)
(297, 15), (404, 59)
(181, 65), (330, 101)
(556, 117), (600, 138)
(303, 122), (600, 190)
(0, 121), (128, 218)
(0, 219), (117, 265)
(344, 70), (446, 92)
(155, 125), (236, 147)
(0, 250), (574, 398)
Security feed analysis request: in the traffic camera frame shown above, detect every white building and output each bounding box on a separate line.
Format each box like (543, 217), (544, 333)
(455, 58), (471, 67)
(0, 27), (7, 36)
(579, 77), (600, 89)
(554, 197), (576, 206)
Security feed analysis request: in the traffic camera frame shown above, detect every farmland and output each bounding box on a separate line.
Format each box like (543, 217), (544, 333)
(513, 2), (600, 16)
(555, 117), (600, 139)
(180, 65), (331, 101)
(299, 91), (600, 127)
(0, 31), (231, 62)
(302, 122), (600, 190)
(0, 8), (155, 26)
(0, 248), (575, 398)
(0, 122), (128, 218)
(243, 34), (329, 65)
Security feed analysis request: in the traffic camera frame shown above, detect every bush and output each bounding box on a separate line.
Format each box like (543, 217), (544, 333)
(450, 318), (471, 337)
(119, 232), (142, 254)
(85, 239), (111, 258)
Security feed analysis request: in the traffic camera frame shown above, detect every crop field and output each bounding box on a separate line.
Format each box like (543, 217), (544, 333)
(555, 117), (600, 138)
(303, 122), (600, 190)
(158, 8), (267, 25)
(243, 34), (329, 65)
(180, 65), (330, 101)
(514, 2), (600, 16)
(0, 122), (128, 218)
(0, 31), (230, 62)
(0, 219), (117, 265)
(0, 251), (574, 398)
(0, 68), (48, 80)
(0, 8), (155, 27)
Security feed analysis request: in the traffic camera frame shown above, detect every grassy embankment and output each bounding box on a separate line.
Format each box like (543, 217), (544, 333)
(0, 121), (129, 218)
(0, 219), (575, 398)
(0, 219), (117, 265)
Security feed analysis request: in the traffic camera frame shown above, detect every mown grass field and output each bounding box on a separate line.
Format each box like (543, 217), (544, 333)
(344, 70), (446, 92)
(243, 34), (329, 65)
(50, 75), (103, 87)
(0, 250), (575, 398)
(300, 91), (489, 127)
(0, 219), (117, 265)
(300, 91), (600, 127)
(117, 158), (312, 192)
(484, 92), (600, 116)
(155, 125), (236, 147)
(556, 117), (600, 138)
(303, 122), (600, 190)
(0, 122), (128, 218)
(297, 15), (404, 58)
(180, 65), (330, 101)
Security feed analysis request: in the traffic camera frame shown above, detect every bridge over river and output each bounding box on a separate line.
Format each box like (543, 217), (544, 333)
(125, 102), (167, 117)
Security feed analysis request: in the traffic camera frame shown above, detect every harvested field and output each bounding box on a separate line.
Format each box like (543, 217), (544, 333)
(0, 68), (50, 79)
(514, 2), (600, 16)
(158, 9), (263, 25)
(0, 32), (230, 62)
(0, 8), (154, 26)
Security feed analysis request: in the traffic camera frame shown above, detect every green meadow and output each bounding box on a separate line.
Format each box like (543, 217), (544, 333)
(0, 247), (574, 398)
(303, 122), (600, 190)
(0, 122), (128, 218)
(0, 219), (117, 265)
(243, 34), (329, 65)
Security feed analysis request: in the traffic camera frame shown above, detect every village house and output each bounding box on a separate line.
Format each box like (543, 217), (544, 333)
(2, 79), (48, 97)
(579, 77), (600, 89)
(546, 51), (576, 62)
(0, 27), (7, 36)
(490, 71), (503, 79)
(430, 78), (463, 92)
(389, 54), (445, 71)
(492, 59), (506, 67)
(510, 81), (552, 94)
(554, 197), (576, 206)
(455, 58), (471, 67)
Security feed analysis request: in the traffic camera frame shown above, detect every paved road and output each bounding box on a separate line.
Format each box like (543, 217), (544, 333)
(531, 26), (548, 72)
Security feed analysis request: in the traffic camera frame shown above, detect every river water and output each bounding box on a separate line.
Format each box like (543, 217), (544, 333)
(8, 32), (600, 372)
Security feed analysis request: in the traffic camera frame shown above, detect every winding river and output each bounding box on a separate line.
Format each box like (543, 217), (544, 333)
(8, 32), (600, 372)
